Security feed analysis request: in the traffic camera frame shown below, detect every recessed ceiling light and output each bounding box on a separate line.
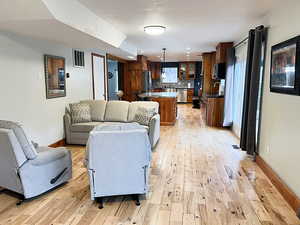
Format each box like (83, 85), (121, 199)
(127, 56), (135, 59)
(144, 25), (166, 35)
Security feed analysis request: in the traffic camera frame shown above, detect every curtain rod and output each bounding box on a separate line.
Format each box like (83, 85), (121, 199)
(234, 37), (249, 48)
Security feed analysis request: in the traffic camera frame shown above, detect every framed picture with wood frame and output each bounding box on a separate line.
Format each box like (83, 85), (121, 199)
(44, 55), (66, 99)
(270, 35), (300, 95)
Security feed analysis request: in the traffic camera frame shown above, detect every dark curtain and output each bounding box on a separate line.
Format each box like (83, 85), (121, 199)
(240, 25), (267, 155)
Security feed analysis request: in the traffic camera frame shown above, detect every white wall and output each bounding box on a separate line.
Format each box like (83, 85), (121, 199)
(259, 1), (300, 198)
(0, 31), (106, 146)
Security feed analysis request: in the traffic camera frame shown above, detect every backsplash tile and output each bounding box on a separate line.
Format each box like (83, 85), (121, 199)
(152, 79), (194, 89)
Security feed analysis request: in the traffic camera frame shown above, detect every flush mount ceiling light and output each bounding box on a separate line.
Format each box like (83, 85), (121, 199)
(144, 25), (166, 35)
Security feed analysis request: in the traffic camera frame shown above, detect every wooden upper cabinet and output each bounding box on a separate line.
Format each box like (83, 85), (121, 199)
(129, 69), (142, 92)
(202, 52), (218, 95)
(137, 55), (148, 71)
(179, 63), (187, 80)
(188, 63), (195, 79)
(179, 62), (195, 80)
(211, 51), (217, 81)
(216, 42), (234, 64)
(128, 55), (148, 71)
(150, 62), (161, 80)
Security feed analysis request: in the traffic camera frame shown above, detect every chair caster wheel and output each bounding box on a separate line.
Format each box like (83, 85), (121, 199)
(16, 199), (24, 206)
(96, 197), (104, 209)
(132, 194), (140, 206)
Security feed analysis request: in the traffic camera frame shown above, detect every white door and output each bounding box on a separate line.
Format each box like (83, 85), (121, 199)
(92, 54), (106, 100)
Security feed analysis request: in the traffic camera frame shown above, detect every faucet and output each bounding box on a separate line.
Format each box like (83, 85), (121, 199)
(214, 81), (220, 88)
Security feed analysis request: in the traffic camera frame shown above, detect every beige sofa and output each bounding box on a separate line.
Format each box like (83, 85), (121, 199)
(64, 100), (160, 148)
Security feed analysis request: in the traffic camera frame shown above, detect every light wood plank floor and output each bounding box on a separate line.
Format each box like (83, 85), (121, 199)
(0, 104), (299, 225)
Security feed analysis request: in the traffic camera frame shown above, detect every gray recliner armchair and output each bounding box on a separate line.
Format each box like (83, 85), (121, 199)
(0, 120), (72, 202)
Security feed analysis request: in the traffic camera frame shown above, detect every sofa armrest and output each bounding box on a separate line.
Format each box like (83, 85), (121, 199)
(149, 114), (160, 148)
(64, 113), (72, 144)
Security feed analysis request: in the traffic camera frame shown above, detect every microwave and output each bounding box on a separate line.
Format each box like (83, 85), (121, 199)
(213, 63), (226, 79)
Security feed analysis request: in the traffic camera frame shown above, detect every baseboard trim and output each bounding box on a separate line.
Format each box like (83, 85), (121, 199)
(48, 139), (66, 148)
(256, 155), (300, 213)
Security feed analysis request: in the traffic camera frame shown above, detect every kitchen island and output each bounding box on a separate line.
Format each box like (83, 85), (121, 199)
(138, 92), (177, 126)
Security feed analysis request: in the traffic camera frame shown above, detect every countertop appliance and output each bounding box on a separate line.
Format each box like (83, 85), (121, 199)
(213, 63), (226, 79)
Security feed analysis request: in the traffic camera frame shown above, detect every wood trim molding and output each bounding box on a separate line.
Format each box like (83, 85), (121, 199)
(106, 53), (128, 63)
(256, 155), (300, 214)
(48, 139), (66, 148)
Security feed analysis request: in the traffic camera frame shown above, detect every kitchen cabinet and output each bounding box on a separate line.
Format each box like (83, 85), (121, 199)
(205, 97), (224, 127)
(211, 51), (216, 81)
(150, 97), (177, 126)
(216, 42), (233, 63)
(187, 89), (194, 103)
(137, 55), (148, 71)
(179, 62), (195, 80)
(188, 63), (195, 79)
(150, 62), (161, 80)
(202, 52), (217, 95)
(123, 55), (148, 101)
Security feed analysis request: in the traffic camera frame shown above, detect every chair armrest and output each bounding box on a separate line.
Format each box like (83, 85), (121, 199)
(149, 114), (160, 148)
(29, 148), (69, 166)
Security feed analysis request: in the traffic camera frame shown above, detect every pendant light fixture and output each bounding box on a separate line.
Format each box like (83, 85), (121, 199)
(161, 48), (167, 79)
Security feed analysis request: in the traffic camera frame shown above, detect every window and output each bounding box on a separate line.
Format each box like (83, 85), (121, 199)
(161, 67), (178, 83)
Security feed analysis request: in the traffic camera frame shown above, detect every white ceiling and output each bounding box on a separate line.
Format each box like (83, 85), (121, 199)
(0, 0), (137, 58)
(79, 0), (277, 61)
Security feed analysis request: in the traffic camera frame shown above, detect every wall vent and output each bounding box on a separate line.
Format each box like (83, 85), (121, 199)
(73, 49), (85, 68)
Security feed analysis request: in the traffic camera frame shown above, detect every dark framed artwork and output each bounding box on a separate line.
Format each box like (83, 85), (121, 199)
(44, 55), (66, 99)
(270, 35), (300, 95)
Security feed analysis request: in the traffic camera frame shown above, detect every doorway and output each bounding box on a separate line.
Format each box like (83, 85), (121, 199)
(91, 53), (106, 100)
(106, 56), (125, 100)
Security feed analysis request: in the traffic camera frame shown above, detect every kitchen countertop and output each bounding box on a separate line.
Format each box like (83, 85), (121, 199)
(175, 87), (194, 89)
(152, 87), (194, 90)
(205, 94), (224, 98)
(138, 92), (178, 98)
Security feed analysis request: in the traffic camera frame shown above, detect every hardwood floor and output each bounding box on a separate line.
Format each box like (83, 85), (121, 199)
(0, 104), (299, 225)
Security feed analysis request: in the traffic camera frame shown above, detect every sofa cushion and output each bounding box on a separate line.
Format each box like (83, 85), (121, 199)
(71, 122), (126, 133)
(0, 120), (37, 159)
(81, 100), (107, 121)
(69, 103), (92, 124)
(104, 101), (130, 122)
(133, 107), (156, 126)
(128, 101), (159, 122)
(71, 122), (104, 133)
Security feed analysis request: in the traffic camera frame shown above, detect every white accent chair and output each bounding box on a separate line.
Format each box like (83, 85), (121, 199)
(0, 120), (72, 203)
(86, 123), (151, 208)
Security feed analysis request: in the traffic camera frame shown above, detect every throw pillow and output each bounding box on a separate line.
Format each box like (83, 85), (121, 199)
(133, 107), (156, 126)
(69, 103), (92, 123)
